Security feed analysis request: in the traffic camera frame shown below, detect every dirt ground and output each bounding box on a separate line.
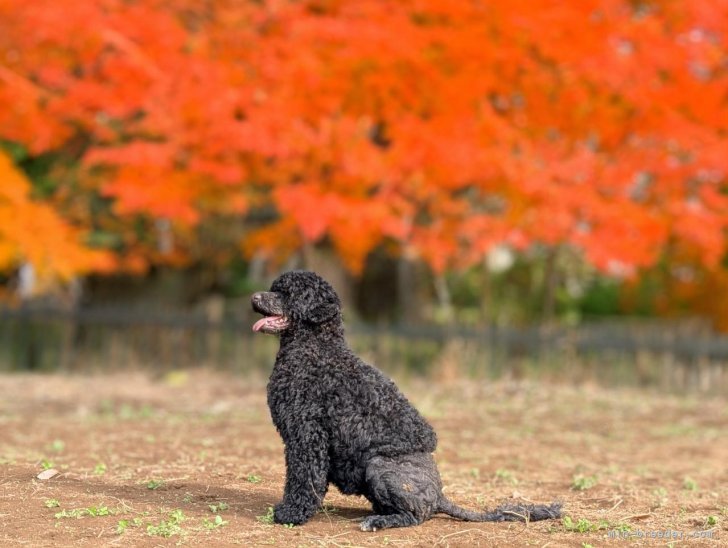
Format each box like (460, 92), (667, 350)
(0, 369), (725, 547)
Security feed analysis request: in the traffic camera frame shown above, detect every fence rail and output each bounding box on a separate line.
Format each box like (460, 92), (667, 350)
(1, 306), (726, 394)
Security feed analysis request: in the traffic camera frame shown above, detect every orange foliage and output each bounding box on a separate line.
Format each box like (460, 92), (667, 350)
(0, 0), (725, 285)
(0, 151), (111, 282)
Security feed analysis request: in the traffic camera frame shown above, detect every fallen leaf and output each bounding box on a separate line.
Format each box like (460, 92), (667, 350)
(36, 469), (60, 480)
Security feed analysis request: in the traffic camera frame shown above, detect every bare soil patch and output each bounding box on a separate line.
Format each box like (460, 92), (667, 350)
(0, 370), (725, 546)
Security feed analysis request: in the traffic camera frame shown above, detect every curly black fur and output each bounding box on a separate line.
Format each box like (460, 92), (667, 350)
(251, 270), (562, 531)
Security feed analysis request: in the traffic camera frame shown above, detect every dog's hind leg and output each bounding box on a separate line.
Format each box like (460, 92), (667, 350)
(360, 453), (442, 532)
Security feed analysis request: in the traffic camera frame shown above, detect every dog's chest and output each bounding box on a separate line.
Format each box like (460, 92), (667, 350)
(266, 358), (319, 434)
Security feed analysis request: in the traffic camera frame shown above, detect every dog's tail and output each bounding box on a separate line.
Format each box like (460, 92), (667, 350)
(438, 498), (562, 522)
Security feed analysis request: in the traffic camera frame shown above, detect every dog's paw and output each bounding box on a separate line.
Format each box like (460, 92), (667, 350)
(273, 503), (304, 526)
(360, 515), (384, 532)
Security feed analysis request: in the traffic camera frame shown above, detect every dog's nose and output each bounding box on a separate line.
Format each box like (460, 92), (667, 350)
(251, 292), (264, 304)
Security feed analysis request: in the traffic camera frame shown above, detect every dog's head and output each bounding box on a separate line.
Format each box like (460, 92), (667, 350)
(251, 270), (342, 335)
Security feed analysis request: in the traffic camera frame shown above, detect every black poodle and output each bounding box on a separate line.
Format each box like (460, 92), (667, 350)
(251, 270), (561, 531)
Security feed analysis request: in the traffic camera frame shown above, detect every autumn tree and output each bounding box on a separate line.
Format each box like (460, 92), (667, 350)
(0, 150), (109, 293)
(0, 0), (725, 320)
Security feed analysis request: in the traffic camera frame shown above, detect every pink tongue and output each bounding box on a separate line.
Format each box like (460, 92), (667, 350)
(253, 316), (277, 332)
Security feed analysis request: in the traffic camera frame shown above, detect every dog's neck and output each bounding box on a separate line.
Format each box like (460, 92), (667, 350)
(279, 320), (345, 346)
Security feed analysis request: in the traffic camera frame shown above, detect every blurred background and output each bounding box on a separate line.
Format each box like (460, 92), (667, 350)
(0, 0), (726, 393)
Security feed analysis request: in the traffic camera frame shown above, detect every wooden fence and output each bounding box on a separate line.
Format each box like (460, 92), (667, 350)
(1, 306), (726, 394)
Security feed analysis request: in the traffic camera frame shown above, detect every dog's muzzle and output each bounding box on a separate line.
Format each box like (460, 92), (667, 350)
(251, 292), (289, 334)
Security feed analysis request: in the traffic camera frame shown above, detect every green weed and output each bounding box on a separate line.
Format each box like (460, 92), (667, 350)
(55, 505), (112, 519)
(653, 487), (668, 506)
(571, 474), (598, 491)
(116, 518), (143, 534)
(87, 505), (112, 517)
(257, 506), (275, 525)
(562, 516), (609, 533)
(683, 477), (698, 491)
(93, 463), (107, 475)
(55, 509), (84, 519)
(44, 499), (60, 508)
(147, 509), (185, 538)
(118, 403), (155, 420)
(495, 468), (518, 485)
(563, 516), (592, 533)
(49, 440), (65, 453)
(145, 479), (164, 490)
(208, 502), (229, 514)
(247, 474), (262, 483)
(611, 522), (632, 533)
(202, 514), (228, 530)
(634, 465), (650, 477)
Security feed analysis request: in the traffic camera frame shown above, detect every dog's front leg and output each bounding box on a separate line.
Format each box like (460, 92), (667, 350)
(274, 424), (329, 525)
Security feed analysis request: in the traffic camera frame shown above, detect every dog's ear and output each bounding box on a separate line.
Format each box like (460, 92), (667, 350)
(306, 302), (339, 324)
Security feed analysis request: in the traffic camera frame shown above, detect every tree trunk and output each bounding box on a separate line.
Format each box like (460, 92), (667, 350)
(542, 247), (560, 324)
